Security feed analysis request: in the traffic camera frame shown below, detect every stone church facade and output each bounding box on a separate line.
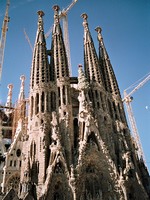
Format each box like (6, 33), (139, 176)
(0, 5), (150, 200)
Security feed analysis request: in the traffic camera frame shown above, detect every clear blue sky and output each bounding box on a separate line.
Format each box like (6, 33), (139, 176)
(0, 0), (150, 171)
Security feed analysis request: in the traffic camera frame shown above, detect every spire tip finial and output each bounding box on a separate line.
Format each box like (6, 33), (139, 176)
(95, 26), (102, 33)
(53, 5), (60, 12)
(7, 83), (13, 90)
(81, 13), (88, 20)
(20, 75), (26, 81)
(95, 26), (103, 42)
(78, 64), (83, 68)
(81, 13), (88, 29)
(37, 10), (45, 17)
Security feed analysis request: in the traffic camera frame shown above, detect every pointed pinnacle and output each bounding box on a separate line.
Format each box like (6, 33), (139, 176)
(53, 5), (60, 25)
(81, 13), (88, 20)
(78, 64), (89, 91)
(6, 84), (13, 107)
(95, 26), (102, 33)
(37, 10), (45, 17)
(78, 64), (82, 68)
(18, 75), (25, 101)
(81, 13), (89, 30)
(37, 10), (44, 31)
(95, 26), (103, 42)
(20, 75), (26, 82)
(53, 5), (60, 12)
(7, 83), (13, 90)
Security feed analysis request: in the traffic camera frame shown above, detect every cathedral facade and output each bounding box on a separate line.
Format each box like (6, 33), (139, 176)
(0, 5), (150, 200)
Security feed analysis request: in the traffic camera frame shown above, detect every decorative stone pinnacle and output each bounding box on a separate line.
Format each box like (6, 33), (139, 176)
(95, 26), (103, 42)
(95, 26), (102, 34)
(20, 75), (26, 82)
(6, 84), (13, 107)
(37, 10), (45, 17)
(53, 5), (60, 12)
(53, 5), (60, 25)
(78, 64), (89, 91)
(81, 13), (88, 20)
(81, 13), (88, 30)
(37, 10), (44, 31)
(7, 84), (13, 90)
(19, 75), (25, 94)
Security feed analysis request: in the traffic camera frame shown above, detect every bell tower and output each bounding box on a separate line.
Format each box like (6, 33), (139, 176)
(20, 11), (52, 198)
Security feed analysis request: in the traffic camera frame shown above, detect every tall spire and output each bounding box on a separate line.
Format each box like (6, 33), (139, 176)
(29, 11), (52, 120)
(5, 84), (13, 107)
(50, 5), (69, 80)
(95, 27), (121, 96)
(81, 13), (103, 85)
(18, 75), (25, 102)
(30, 10), (50, 89)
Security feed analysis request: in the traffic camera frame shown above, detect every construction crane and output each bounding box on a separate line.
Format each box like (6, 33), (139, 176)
(59, 0), (78, 76)
(123, 72), (150, 163)
(0, 0), (10, 81)
(24, 29), (33, 52)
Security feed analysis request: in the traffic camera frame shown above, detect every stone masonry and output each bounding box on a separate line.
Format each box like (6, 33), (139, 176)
(0, 5), (150, 200)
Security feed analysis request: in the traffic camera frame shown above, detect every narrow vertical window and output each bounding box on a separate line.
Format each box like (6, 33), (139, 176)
(41, 92), (45, 113)
(14, 160), (16, 167)
(58, 87), (61, 106)
(51, 91), (56, 111)
(108, 100), (113, 118)
(34, 142), (36, 156)
(46, 92), (49, 112)
(62, 86), (66, 105)
(10, 160), (12, 166)
(74, 118), (79, 148)
(35, 93), (39, 114)
(67, 86), (70, 104)
(31, 96), (34, 118)
(113, 102), (118, 119)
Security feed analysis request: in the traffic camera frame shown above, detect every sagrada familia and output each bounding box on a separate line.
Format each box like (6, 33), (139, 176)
(0, 5), (150, 200)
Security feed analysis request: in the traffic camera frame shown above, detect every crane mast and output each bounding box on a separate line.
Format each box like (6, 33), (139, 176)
(124, 90), (146, 162)
(62, 15), (72, 75)
(24, 29), (33, 52)
(123, 72), (150, 163)
(61, 0), (78, 14)
(0, 0), (10, 81)
(59, 0), (78, 76)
